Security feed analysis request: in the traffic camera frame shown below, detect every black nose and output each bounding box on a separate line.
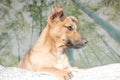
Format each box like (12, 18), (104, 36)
(82, 39), (88, 44)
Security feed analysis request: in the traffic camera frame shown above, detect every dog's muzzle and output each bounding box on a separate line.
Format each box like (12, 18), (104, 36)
(66, 40), (73, 48)
(66, 38), (88, 49)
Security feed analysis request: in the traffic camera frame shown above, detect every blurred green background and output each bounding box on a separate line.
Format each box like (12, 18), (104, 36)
(0, 0), (120, 68)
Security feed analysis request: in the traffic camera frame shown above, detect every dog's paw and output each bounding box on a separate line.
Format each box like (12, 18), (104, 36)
(58, 70), (72, 80)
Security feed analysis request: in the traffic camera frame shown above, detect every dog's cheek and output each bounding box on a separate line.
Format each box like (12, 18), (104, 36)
(51, 27), (61, 39)
(66, 32), (74, 41)
(60, 34), (67, 42)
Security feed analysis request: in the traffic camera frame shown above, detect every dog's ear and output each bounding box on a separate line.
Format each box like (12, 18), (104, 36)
(68, 16), (78, 23)
(50, 5), (65, 20)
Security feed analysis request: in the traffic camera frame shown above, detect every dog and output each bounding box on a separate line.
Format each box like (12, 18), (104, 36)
(18, 5), (87, 80)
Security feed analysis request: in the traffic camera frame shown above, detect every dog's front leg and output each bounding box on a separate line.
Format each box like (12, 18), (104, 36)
(39, 67), (72, 80)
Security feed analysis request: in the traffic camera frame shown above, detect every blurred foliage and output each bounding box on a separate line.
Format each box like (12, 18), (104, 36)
(0, 0), (12, 7)
(86, 4), (100, 11)
(0, 45), (18, 67)
(0, 0), (55, 67)
(102, 0), (120, 11)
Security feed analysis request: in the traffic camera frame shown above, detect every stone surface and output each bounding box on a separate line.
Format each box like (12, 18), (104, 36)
(0, 63), (120, 80)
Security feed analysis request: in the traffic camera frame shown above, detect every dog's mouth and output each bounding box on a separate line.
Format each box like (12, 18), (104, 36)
(66, 40), (87, 49)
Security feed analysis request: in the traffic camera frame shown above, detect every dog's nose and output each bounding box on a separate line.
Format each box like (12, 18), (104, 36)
(82, 38), (88, 45)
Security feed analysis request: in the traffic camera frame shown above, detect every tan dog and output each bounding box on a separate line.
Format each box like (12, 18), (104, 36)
(18, 5), (87, 80)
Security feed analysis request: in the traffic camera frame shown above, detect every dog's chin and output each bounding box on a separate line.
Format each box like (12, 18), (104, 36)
(66, 41), (85, 49)
(67, 44), (85, 49)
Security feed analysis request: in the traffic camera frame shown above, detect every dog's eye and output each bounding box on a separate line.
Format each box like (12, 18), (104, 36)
(67, 26), (73, 31)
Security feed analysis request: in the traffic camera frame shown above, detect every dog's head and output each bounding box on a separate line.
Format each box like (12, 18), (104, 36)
(47, 5), (87, 49)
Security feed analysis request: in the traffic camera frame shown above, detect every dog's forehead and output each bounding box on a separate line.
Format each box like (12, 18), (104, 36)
(64, 17), (77, 28)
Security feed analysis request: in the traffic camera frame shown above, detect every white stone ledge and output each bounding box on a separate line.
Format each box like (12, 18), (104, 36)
(0, 63), (120, 80)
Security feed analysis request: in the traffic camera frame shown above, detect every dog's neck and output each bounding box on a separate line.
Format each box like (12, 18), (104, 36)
(32, 24), (65, 55)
